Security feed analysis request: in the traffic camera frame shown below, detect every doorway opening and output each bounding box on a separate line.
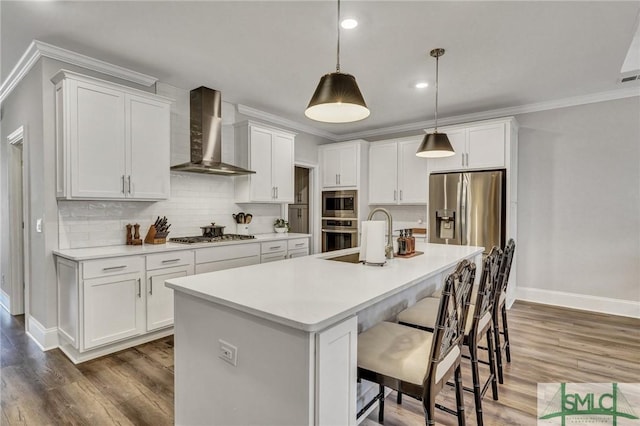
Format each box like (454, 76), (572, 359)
(4, 126), (28, 317)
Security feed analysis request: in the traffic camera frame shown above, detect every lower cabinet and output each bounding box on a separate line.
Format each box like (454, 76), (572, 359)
(196, 243), (261, 274)
(287, 237), (309, 258)
(83, 271), (145, 350)
(146, 251), (195, 332)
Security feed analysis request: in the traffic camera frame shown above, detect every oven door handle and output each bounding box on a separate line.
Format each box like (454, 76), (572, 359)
(322, 229), (358, 233)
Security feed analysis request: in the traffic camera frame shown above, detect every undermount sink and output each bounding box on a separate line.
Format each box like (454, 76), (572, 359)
(325, 252), (362, 264)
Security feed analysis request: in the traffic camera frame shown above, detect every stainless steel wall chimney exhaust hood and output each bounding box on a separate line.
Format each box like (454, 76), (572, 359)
(170, 87), (255, 175)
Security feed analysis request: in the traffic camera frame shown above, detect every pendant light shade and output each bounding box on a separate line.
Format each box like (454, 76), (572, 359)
(416, 48), (455, 158)
(305, 0), (369, 123)
(305, 72), (370, 123)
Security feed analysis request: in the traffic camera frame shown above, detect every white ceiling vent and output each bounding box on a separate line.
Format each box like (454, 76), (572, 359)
(620, 73), (640, 84)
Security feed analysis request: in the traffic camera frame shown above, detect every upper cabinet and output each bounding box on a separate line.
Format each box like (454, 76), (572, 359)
(319, 140), (368, 190)
(234, 121), (295, 203)
(369, 137), (429, 205)
(427, 119), (514, 174)
(52, 70), (172, 200)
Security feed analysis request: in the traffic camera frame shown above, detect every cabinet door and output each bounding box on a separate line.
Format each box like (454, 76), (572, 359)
(321, 147), (342, 188)
(398, 139), (429, 204)
(70, 81), (126, 199)
(127, 95), (171, 199)
(315, 316), (357, 425)
(147, 268), (190, 331)
(83, 273), (144, 350)
(250, 127), (275, 201)
(368, 142), (398, 204)
(272, 133), (294, 202)
(467, 123), (506, 169)
(427, 129), (466, 173)
(337, 145), (358, 187)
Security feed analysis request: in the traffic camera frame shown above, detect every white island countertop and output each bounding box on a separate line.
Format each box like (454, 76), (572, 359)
(52, 232), (311, 261)
(166, 242), (483, 332)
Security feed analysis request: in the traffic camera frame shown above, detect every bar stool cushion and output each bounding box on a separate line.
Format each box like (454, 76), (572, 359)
(358, 321), (460, 386)
(397, 297), (440, 329)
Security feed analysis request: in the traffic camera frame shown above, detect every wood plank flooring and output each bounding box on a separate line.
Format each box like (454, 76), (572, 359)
(2, 301), (639, 425)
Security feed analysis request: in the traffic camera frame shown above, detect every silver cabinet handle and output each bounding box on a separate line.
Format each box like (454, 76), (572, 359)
(270, 246), (281, 250)
(461, 154), (465, 167)
(322, 229), (358, 234)
(338, 174), (341, 185)
(161, 258), (180, 264)
(336, 174), (339, 185)
(137, 278), (141, 298)
(394, 190), (397, 201)
(466, 153), (469, 167)
(128, 175), (132, 194)
(149, 278), (153, 295)
(295, 243), (305, 247)
(400, 190), (403, 201)
(122, 175), (126, 193)
(103, 265), (126, 271)
(275, 187), (278, 199)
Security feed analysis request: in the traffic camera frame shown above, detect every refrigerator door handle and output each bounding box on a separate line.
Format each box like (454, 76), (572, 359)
(460, 175), (468, 246)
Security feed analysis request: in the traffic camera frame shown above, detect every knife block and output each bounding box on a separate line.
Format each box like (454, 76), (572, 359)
(144, 225), (167, 244)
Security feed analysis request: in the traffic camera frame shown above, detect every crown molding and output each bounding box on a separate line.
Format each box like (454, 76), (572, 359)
(338, 85), (640, 141)
(237, 104), (340, 141)
(0, 40), (158, 104)
(7, 126), (25, 146)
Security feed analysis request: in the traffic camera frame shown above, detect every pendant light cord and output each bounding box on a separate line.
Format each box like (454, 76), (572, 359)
(434, 53), (439, 132)
(336, 0), (341, 73)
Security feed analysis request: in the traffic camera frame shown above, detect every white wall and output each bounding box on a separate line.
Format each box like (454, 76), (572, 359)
(515, 97), (640, 312)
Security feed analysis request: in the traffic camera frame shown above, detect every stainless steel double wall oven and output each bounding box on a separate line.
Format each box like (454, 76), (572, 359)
(321, 190), (358, 252)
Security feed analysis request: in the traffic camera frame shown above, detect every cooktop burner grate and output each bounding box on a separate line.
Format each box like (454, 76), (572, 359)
(169, 234), (256, 244)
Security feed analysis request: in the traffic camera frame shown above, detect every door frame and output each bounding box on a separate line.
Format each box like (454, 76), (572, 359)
(6, 125), (30, 318)
(293, 161), (318, 254)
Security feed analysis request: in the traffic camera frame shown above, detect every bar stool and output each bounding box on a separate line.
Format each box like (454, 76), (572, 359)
(493, 239), (516, 384)
(357, 261), (475, 425)
(397, 249), (502, 426)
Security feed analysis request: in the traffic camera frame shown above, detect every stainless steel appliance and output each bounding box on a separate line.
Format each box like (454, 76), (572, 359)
(322, 218), (358, 252)
(429, 169), (505, 253)
(288, 167), (310, 234)
(169, 234), (255, 244)
(170, 87), (255, 175)
(322, 190), (357, 218)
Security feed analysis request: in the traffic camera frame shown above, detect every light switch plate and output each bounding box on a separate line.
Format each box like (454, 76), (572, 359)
(36, 218), (43, 233)
(218, 339), (237, 366)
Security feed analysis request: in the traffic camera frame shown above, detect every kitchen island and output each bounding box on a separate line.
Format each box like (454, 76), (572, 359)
(166, 242), (483, 425)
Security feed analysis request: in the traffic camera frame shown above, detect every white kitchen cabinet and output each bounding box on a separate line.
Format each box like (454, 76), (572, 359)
(146, 251), (195, 332)
(84, 272), (145, 350)
(427, 120), (509, 174)
(287, 237), (309, 258)
(81, 256), (146, 350)
(235, 121), (295, 203)
(316, 316), (358, 425)
(320, 143), (359, 188)
(52, 70), (171, 201)
(261, 240), (287, 263)
(369, 137), (429, 204)
(195, 243), (261, 274)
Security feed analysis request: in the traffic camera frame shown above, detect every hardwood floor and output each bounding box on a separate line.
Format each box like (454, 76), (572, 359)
(1, 301), (638, 425)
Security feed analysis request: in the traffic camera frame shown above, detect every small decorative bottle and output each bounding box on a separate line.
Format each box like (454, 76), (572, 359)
(397, 230), (407, 255)
(408, 229), (415, 254)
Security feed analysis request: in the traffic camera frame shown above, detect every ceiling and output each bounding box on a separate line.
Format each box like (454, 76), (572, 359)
(2, 1), (639, 140)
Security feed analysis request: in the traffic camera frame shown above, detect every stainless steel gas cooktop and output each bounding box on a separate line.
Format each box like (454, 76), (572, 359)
(169, 234), (256, 244)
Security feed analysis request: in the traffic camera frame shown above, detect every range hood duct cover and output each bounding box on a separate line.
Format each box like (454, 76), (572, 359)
(170, 87), (255, 175)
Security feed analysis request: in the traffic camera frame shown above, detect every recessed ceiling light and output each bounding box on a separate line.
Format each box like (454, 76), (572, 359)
(415, 82), (429, 89)
(341, 18), (358, 29)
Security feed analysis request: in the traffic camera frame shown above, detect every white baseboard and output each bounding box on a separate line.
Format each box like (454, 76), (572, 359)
(516, 287), (640, 319)
(0, 289), (10, 313)
(26, 315), (59, 351)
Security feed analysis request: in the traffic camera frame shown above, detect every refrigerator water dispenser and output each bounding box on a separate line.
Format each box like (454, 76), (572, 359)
(435, 210), (456, 239)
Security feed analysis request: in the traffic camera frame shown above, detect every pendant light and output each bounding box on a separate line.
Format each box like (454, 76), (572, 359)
(305, 0), (369, 123)
(416, 48), (455, 158)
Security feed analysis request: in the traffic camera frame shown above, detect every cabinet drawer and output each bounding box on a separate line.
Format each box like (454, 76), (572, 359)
(196, 243), (260, 264)
(287, 238), (309, 251)
(287, 248), (309, 259)
(146, 250), (194, 271)
(261, 241), (287, 254)
(83, 256), (144, 279)
(261, 252), (287, 263)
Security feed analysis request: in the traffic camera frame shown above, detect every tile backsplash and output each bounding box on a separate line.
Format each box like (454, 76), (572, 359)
(58, 172), (282, 249)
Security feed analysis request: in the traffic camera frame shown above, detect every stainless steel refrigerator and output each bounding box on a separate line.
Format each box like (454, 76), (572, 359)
(429, 170), (505, 254)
